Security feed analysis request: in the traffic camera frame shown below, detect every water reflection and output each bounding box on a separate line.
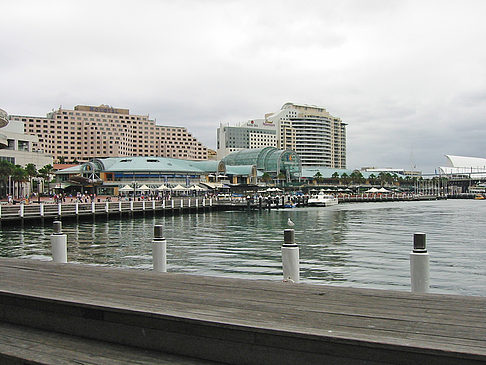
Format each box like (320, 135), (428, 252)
(0, 200), (485, 296)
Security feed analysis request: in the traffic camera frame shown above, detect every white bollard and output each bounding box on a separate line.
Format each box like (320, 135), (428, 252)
(410, 233), (430, 293)
(203, 199), (206, 207)
(50, 221), (67, 263)
(91, 201), (95, 213)
(195, 199), (198, 208)
(130, 200), (134, 211)
(105, 201), (109, 213)
(171, 199), (174, 209)
(40, 203), (44, 217)
(180, 199), (183, 208)
(152, 200), (156, 210)
(75, 202), (79, 215)
(20, 203), (24, 218)
(162, 200), (166, 209)
(58, 202), (62, 216)
(118, 201), (122, 212)
(152, 225), (167, 272)
(210, 198), (213, 207)
(282, 229), (299, 283)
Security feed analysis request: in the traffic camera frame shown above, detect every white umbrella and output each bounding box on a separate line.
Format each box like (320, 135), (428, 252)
(119, 185), (134, 192)
(190, 185), (205, 191)
(365, 187), (380, 193)
(172, 184), (187, 191)
(378, 187), (390, 193)
(157, 185), (170, 191)
(138, 184), (150, 191)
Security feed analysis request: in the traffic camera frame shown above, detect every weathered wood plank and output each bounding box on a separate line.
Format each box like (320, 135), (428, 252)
(0, 258), (484, 364)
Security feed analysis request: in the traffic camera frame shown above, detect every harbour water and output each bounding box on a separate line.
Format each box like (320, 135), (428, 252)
(0, 199), (485, 297)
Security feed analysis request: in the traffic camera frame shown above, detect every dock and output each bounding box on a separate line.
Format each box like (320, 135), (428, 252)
(0, 194), (450, 224)
(0, 258), (484, 364)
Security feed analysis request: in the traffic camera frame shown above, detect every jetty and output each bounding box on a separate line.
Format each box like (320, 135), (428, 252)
(0, 258), (484, 364)
(0, 194), (452, 224)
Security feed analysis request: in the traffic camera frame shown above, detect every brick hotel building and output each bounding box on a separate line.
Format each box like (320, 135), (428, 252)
(10, 105), (208, 162)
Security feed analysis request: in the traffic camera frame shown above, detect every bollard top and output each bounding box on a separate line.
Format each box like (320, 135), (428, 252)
(154, 225), (164, 239)
(283, 229), (296, 246)
(53, 221), (62, 234)
(413, 232), (427, 252)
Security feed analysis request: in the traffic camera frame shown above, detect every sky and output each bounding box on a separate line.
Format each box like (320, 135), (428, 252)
(1, 0), (486, 173)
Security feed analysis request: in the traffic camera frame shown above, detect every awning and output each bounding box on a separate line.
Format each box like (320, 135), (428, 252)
(119, 185), (134, 192)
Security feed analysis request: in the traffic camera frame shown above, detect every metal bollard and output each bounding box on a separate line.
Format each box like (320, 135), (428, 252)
(410, 233), (429, 293)
(282, 229), (299, 283)
(152, 225), (167, 272)
(50, 221), (67, 263)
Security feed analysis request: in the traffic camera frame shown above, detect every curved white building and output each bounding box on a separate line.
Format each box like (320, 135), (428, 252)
(266, 103), (346, 168)
(440, 155), (486, 177)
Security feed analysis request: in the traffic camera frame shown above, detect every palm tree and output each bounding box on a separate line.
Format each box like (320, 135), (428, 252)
(38, 164), (53, 195)
(25, 163), (38, 196)
(11, 165), (27, 199)
(261, 172), (272, 185)
(0, 160), (14, 198)
(313, 171), (324, 185)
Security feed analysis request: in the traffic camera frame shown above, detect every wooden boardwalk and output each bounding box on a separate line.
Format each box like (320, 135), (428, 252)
(0, 258), (484, 364)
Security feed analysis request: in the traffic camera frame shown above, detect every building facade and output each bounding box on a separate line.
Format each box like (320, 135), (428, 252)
(217, 119), (277, 159)
(0, 108), (53, 168)
(11, 104), (208, 162)
(217, 103), (346, 168)
(266, 103), (346, 168)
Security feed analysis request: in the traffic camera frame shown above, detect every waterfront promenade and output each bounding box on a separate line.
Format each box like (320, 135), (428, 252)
(0, 193), (448, 223)
(0, 258), (484, 364)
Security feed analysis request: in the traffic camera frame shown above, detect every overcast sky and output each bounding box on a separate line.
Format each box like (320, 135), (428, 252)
(2, 0), (486, 173)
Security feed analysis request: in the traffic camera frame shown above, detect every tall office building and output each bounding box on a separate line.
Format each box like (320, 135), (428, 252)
(11, 105), (208, 162)
(217, 103), (346, 168)
(217, 119), (277, 159)
(266, 103), (346, 168)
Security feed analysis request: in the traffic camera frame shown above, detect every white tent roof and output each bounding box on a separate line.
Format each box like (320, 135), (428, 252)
(365, 187), (380, 193)
(172, 184), (187, 190)
(378, 187), (390, 193)
(190, 185), (205, 191)
(157, 185), (170, 191)
(119, 185), (134, 192)
(138, 184), (150, 191)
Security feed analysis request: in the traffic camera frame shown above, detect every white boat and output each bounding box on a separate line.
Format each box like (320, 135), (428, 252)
(308, 191), (338, 206)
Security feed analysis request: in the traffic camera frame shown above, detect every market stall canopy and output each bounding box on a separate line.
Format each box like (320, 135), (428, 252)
(190, 185), (206, 191)
(378, 187), (390, 193)
(138, 184), (150, 191)
(157, 185), (170, 191)
(172, 184), (187, 191)
(365, 187), (380, 193)
(119, 185), (134, 192)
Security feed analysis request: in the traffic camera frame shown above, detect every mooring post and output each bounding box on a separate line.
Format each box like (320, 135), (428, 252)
(152, 225), (167, 272)
(75, 202), (79, 215)
(19, 203), (24, 218)
(50, 221), (67, 263)
(40, 203), (44, 217)
(282, 229), (299, 283)
(410, 232), (430, 293)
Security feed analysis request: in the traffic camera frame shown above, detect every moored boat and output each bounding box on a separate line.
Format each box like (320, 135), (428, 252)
(308, 190), (338, 206)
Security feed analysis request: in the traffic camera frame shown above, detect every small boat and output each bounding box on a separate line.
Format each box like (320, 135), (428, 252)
(308, 191), (338, 206)
(474, 194), (485, 200)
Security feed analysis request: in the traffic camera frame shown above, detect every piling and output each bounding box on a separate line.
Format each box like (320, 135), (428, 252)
(152, 225), (167, 272)
(410, 232), (430, 293)
(50, 221), (67, 263)
(282, 229), (299, 283)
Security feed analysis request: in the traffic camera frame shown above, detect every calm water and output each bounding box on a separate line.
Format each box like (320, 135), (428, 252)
(1, 199), (485, 296)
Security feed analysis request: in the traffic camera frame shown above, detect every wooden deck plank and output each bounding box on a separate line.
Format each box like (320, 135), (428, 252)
(0, 258), (484, 364)
(0, 322), (223, 365)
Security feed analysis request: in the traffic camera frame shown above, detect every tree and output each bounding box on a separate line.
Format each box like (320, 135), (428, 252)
(277, 172), (286, 186)
(38, 164), (53, 194)
(350, 170), (364, 184)
(313, 171), (324, 184)
(0, 160), (14, 198)
(261, 172), (272, 184)
(58, 156), (66, 164)
(368, 173), (376, 185)
(11, 165), (27, 199)
(25, 163), (38, 196)
(340, 172), (349, 185)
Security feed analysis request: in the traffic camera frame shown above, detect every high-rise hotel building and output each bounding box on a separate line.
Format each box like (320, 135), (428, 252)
(10, 105), (208, 162)
(217, 103), (346, 168)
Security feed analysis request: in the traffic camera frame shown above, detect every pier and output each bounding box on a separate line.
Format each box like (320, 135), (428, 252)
(0, 258), (485, 364)
(0, 194), (454, 224)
